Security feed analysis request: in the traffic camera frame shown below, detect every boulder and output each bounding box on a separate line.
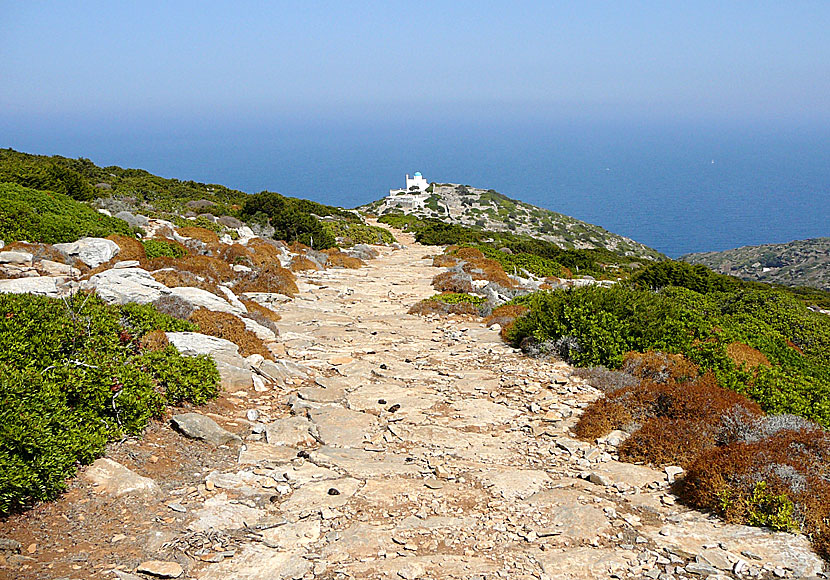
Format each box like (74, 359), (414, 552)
(168, 286), (243, 315)
(114, 211), (149, 229)
(166, 332), (253, 389)
(36, 259), (79, 278)
(171, 413), (241, 445)
(54, 237), (120, 268)
(0, 276), (70, 298)
(84, 267), (171, 304)
(83, 458), (159, 496)
(0, 251), (33, 265)
(216, 215), (243, 228)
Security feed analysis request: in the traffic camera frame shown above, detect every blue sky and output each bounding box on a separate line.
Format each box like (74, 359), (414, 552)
(2, 1), (829, 125)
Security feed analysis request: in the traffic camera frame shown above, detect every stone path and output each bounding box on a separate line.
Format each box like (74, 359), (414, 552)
(175, 231), (824, 580)
(3, 230), (824, 580)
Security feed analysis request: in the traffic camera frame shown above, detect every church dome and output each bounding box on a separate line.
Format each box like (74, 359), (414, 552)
(414, 172), (422, 177)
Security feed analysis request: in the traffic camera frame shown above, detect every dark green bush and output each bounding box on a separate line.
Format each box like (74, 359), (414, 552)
(141, 238), (188, 259)
(240, 191), (338, 249)
(428, 292), (487, 305)
(321, 219), (396, 246)
(508, 284), (830, 426)
(0, 292), (220, 514)
(0, 183), (134, 244)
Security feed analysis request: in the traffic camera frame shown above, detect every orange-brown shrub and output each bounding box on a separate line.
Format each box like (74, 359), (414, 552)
(235, 264), (298, 296)
(407, 300), (479, 317)
(432, 271), (473, 294)
(178, 226), (220, 246)
(145, 255), (235, 286)
(241, 299), (281, 323)
(726, 342), (771, 369)
(189, 308), (273, 360)
(483, 304), (528, 327)
(573, 398), (633, 441)
(620, 351), (699, 383)
(682, 428), (830, 559)
(289, 241), (312, 253)
(454, 247), (485, 260)
(248, 238), (285, 267)
(432, 254), (458, 268)
(219, 243), (254, 267)
(5, 241), (71, 264)
(150, 269), (222, 296)
(323, 249), (363, 269)
(289, 255), (321, 272)
(138, 329), (169, 352)
(460, 257), (515, 288)
(575, 371), (763, 466)
(108, 234), (147, 262)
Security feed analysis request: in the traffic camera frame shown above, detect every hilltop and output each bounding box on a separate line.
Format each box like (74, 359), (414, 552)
(362, 182), (664, 261)
(681, 237), (830, 291)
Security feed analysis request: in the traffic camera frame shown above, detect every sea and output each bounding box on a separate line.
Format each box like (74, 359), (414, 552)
(6, 116), (829, 258)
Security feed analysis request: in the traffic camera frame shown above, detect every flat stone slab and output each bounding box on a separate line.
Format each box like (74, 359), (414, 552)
(647, 514), (825, 577)
(83, 458), (159, 497)
(171, 413), (241, 446)
(525, 487), (613, 541)
(536, 547), (636, 579)
(187, 494), (265, 532)
(261, 519), (321, 549)
(587, 462), (664, 489)
(476, 468), (551, 500)
(0, 276), (70, 298)
(296, 385), (346, 403)
(136, 560), (183, 578)
(443, 398), (521, 428)
(309, 446), (422, 478)
(265, 416), (318, 447)
(345, 555), (499, 579)
(346, 383), (441, 419)
(238, 442), (298, 465)
(308, 406), (379, 448)
(197, 544), (310, 580)
(321, 522), (396, 560)
(278, 477), (362, 514)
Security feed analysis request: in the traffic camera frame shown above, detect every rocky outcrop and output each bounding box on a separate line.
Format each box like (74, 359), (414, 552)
(53, 237), (120, 268)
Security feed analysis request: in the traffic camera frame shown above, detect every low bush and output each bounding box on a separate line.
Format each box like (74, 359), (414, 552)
(240, 299), (281, 323)
(322, 220), (396, 246)
(141, 238), (188, 259)
(190, 308), (273, 360)
(177, 226), (221, 246)
(0, 292), (219, 514)
(235, 264), (298, 296)
(428, 292), (486, 305)
(432, 271), (474, 294)
(408, 300), (480, 317)
(0, 183), (134, 244)
(289, 255), (321, 272)
(239, 191), (338, 249)
(323, 249), (363, 269)
(145, 255), (235, 287)
(218, 243), (254, 267)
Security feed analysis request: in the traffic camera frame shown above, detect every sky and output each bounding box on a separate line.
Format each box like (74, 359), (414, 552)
(2, 1), (829, 126)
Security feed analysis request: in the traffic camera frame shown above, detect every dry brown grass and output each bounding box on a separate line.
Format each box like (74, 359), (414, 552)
(620, 351), (699, 383)
(460, 257), (515, 288)
(248, 238), (285, 267)
(323, 249), (363, 269)
(150, 269), (222, 296)
(235, 264), (298, 296)
(138, 329), (169, 352)
(190, 308), (273, 360)
(241, 299), (281, 323)
(407, 300), (479, 317)
(454, 247), (485, 260)
(483, 304), (528, 327)
(682, 428), (830, 559)
(575, 366), (763, 467)
(218, 243), (255, 267)
(145, 255), (235, 286)
(432, 271), (473, 294)
(178, 226), (220, 246)
(108, 235), (147, 262)
(432, 254), (459, 268)
(726, 342), (771, 369)
(289, 255), (321, 272)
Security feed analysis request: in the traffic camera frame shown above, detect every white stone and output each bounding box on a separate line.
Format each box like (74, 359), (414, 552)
(84, 267), (171, 305)
(0, 251), (33, 265)
(53, 237), (120, 268)
(168, 286), (242, 315)
(0, 276), (70, 297)
(83, 458), (158, 496)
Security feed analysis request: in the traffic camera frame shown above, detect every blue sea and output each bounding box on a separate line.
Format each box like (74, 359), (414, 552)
(5, 116), (829, 257)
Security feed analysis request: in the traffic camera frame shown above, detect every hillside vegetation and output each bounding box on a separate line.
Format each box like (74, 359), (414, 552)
(681, 238), (830, 292)
(365, 182), (664, 261)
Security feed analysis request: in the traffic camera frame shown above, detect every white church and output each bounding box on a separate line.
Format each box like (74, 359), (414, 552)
(389, 172), (429, 195)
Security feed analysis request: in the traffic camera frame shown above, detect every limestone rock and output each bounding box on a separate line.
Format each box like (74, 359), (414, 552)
(83, 458), (158, 496)
(171, 413), (241, 445)
(0, 276), (70, 298)
(85, 267), (170, 304)
(265, 416), (317, 447)
(0, 251), (33, 265)
(188, 493), (265, 532)
(168, 286), (242, 315)
(308, 406), (379, 448)
(135, 560), (183, 578)
(114, 211), (149, 229)
(54, 237), (120, 268)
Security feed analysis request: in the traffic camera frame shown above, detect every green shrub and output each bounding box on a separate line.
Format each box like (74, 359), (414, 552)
(0, 292), (220, 514)
(508, 284), (830, 426)
(321, 220), (396, 246)
(141, 238), (188, 259)
(239, 191), (338, 249)
(0, 183), (134, 244)
(428, 292), (487, 305)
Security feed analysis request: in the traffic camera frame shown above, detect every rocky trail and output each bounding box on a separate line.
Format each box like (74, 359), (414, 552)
(1, 230), (826, 580)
